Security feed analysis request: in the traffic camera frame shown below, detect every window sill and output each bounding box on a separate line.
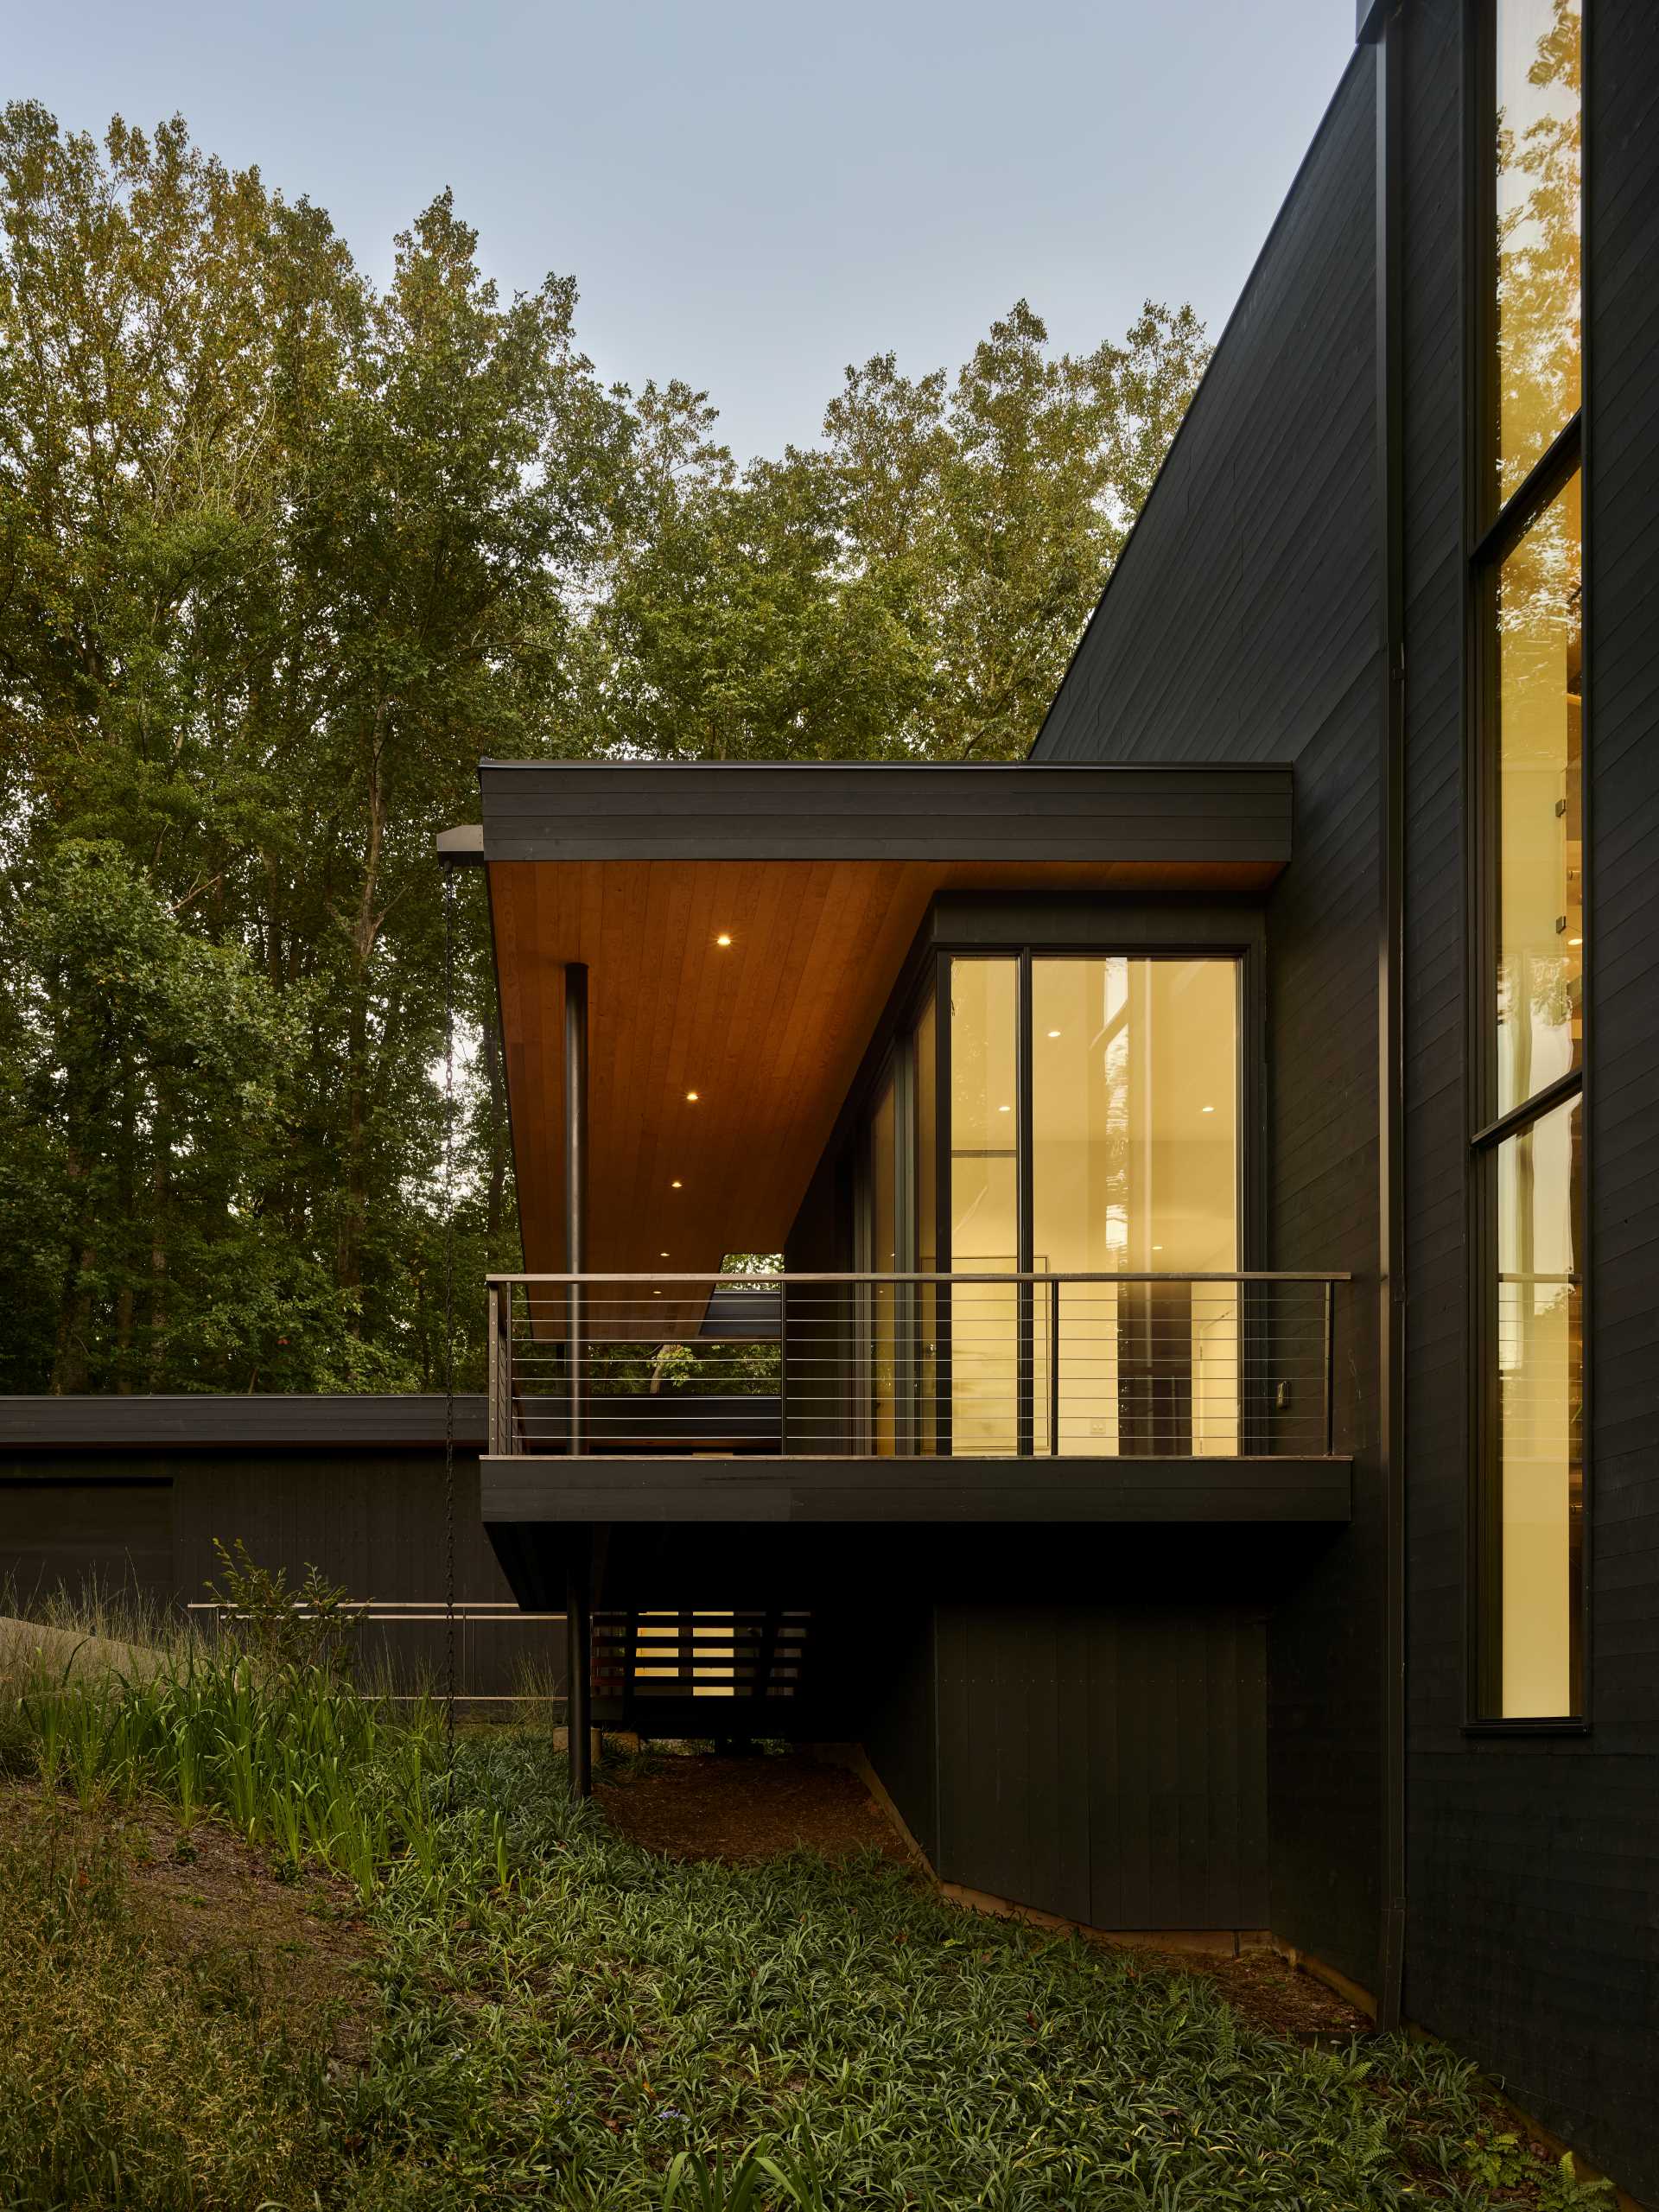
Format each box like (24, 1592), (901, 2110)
(1460, 1718), (1592, 1740)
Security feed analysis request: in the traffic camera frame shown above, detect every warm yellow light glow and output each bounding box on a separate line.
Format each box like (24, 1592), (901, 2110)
(1201, 1103), (1216, 1114)
(1046, 1029), (1062, 1039)
(659, 1250), (670, 1258)
(997, 1103), (1011, 1114)
(715, 933), (733, 946)
(671, 1179), (683, 1188)
(685, 1090), (699, 1102)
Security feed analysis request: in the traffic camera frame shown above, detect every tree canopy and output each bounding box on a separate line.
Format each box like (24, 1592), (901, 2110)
(0, 105), (1208, 1393)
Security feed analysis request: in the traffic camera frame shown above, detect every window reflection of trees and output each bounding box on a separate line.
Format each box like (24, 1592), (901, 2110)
(1495, 0), (1581, 505)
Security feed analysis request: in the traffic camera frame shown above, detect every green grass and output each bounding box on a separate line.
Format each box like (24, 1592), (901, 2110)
(0, 1634), (1613, 2212)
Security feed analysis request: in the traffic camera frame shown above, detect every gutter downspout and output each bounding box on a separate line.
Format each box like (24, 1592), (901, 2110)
(1363, 0), (1409, 2034)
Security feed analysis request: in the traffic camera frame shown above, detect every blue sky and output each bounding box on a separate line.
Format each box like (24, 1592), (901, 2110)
(8, 0), (1356, 461)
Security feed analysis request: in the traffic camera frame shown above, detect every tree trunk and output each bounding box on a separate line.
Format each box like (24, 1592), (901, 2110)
(337, 703), (391, 1301)
(483, 1014), (508, 1248)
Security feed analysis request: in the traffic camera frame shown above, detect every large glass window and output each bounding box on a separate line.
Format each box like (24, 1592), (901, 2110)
(1495, 472), (1582, 1116)
(1492, 1095), (1583, 1715)
(948, 959), (1020, 1455)
(1031, 960), (1238, 1454)
(868, 1070), (897, 1457)
(1493, 0), (1581, 509)
(1474, 0), (1585, 1721)
(914, 994), (938, 1454)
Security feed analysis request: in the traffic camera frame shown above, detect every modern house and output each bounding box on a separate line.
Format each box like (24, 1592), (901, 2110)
(2, 0), (1650, 2196)
(445, 0), (1657, 2196)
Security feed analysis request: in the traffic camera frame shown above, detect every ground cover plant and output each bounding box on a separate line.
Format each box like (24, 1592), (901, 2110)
(0, 1611), (1613, 2211)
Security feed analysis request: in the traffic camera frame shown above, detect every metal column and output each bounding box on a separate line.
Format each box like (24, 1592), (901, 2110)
(566, 1554), (592, 1800)
(564, 963), (593, 1798)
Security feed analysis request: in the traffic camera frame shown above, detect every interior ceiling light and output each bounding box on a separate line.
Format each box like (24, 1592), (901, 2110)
(671, 1179), (683, 1189)
(997, 1103), (1011, 1114)
(715, 932), (733, 946)
(1201, 1104), (1216, 1114)
(1046, 1029), (1062, 1039)
(685, 1090), (699, 1102)
(659, 1250), (670, 1258)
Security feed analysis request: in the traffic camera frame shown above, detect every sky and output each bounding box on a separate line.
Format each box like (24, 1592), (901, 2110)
(6, 0), (1357, 464)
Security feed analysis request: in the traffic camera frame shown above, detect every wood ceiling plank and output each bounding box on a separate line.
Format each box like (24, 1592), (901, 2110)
(486, 855), (1276, 1281)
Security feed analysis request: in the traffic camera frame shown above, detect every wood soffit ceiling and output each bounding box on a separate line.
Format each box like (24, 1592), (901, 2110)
(480, 764), (1292, 1279)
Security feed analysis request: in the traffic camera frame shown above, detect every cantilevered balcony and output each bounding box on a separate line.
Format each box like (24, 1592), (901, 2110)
(481, 1268), (1351, 1527)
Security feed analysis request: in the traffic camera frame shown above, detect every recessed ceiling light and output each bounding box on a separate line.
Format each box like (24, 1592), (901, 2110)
(671, 1179), (683, 1189)
(715, 932), (733, 947)
(1201, 1104), (1215, 1114)
(997, 1103), (1011, 1114)
(685, 1090), (699, 1102)
(1567, 936), (1582, 946)
(1046, 1029), (1062, 1039)
(660, 1250), (670, 1258)
(1153, 1244), (1164, 1252)
(652, 1289), (662, 1297)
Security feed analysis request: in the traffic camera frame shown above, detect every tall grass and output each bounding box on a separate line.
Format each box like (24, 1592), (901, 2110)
(9, 1643), (457, 1897)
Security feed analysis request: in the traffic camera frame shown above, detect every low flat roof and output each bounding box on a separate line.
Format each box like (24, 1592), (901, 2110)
(468, 759), (1294, 1277)
(0, 1396), (489, 1451)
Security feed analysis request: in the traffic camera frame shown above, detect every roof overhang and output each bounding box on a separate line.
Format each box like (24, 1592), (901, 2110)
(468, 761), (1292, 1275)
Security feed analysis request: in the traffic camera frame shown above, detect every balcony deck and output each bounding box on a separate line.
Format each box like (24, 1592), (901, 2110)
(480, 1450), (1351, 1525)
(481, 1270), (1352, 1531)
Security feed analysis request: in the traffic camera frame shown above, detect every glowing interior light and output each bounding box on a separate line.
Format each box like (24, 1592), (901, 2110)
(997, 1103), (1011, 1114)
(685, 1090), (699, 1102)
(715, 933), (733, 946)
(671, 1179), (683, 1189)
(1201, 1104), (1216, 1114)
(1046, 1029), (1062, 1039)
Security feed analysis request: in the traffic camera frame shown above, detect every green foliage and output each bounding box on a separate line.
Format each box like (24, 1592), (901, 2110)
(0, 1640), (1616, 2210)
(0, 102), (1208, 1395)
(206, 1537), (365, 1681)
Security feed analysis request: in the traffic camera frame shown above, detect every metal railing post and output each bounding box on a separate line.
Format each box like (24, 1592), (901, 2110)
(486, 1283), (499, 1455)
(779, 1277), (789, 1453)
(1324, 1277), (1336, 1456)
(1048, 1276), (1061, 1456)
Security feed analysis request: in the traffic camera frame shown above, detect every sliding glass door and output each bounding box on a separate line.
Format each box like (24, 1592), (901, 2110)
(857, 949), (1241, 1459)
(1029, 959), (1238, 1455)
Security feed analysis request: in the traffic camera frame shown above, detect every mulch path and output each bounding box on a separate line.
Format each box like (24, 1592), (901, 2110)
(597, 1751), (911, 1865)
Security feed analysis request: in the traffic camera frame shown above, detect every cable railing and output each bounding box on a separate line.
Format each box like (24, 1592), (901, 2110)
(487, 1271), (1346, 1462)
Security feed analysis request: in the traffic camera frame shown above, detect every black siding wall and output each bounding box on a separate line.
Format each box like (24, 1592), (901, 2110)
(1402, 1), (1659, 2196)
(2, 1446), (546, 1696)
(1033, 51), (1385, 1994)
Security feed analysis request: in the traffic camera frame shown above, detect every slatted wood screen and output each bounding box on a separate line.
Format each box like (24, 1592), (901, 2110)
(591, 1608), (810, 1728)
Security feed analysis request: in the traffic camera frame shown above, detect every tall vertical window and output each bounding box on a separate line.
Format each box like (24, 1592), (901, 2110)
(948, 959), (1020, 1455)
(1473, 0), (1584, 1720)
(1030, 960), (1238, 1454)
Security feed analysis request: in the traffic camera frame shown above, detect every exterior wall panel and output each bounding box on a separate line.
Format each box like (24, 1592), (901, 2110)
(1400, 1), (1659, 2196)
(1033, 50), (1385, 1993)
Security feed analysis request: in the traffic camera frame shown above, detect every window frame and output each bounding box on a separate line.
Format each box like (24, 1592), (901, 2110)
(831, 899), (1267, 1462)
(1463, 0), (1592, 1734)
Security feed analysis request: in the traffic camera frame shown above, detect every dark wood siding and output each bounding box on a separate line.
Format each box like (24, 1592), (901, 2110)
(931, 1604), (1269, 1931)
(1402, 2), (1659, 2197)
(478, 762), (1293, 867)
(1, 1469), (175, 1605)
(2, 1439), (547, 1700)
(1033, 49), (1385, 1993)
